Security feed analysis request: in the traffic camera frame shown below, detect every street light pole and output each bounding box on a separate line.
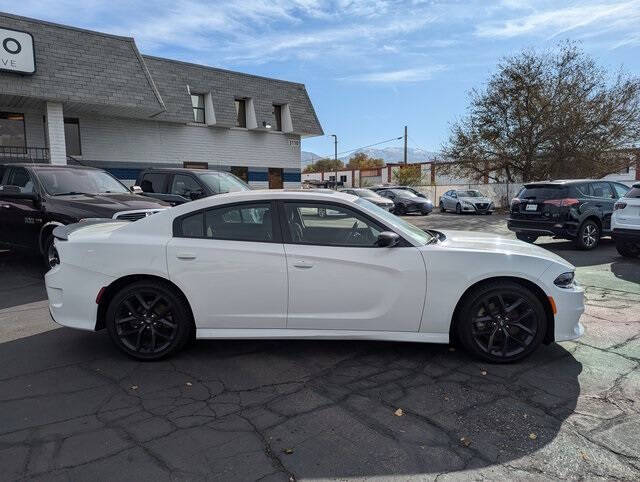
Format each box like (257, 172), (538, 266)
(331, 134), (338, 189)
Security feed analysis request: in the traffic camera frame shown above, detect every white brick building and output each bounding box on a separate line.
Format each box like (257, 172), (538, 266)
(0, 13), (323, 188)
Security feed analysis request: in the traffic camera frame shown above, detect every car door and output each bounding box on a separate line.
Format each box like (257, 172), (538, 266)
(166, 200), (287, 329)
(0, 167), (42, 249)
(589, 182), (617, 231)
(280, 201), (426, 332)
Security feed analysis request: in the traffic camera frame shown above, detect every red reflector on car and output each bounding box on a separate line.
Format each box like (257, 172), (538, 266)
(543, 198), (579, 207)
(96, 287), (107, 304)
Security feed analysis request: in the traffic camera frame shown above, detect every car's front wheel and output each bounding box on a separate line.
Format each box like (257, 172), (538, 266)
(615, 239), (640, 258)
(43, 234), (59, 271)
(106, 280), (193, 360)
(456, 281), (547, 363)
(439, 201), (446, 212)
(515, 232), (538, 243)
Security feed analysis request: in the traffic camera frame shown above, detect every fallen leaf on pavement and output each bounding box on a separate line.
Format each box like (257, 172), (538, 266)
(130, 385), (138, 390)
(529, 433), (537, 440)
(460, 437), (471, 447)
(394, 408), (404, 417)
(284, 448), (294, 455)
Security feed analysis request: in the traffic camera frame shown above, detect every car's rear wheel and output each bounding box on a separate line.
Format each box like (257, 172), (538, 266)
(515, 232), (538, 243)
(439, 201), (445, 212)
(615, 239), (640, 258)
(106, 280), (193, 360)
(456, 281), (547, 363)
(574, 220), (600, 250)
(455, 203), (461, 214)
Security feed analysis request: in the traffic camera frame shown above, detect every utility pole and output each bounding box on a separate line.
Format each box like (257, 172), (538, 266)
(403, 125), (408, 165)
(331, 134), (338, 189)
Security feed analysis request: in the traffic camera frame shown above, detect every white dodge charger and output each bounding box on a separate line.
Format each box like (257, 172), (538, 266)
(45, 190), (584, 362)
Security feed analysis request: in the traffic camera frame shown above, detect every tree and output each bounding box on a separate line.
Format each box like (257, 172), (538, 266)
(303, 158), (345, 173)
(392, 165), (425, 186)
(346, 152), (385, 170)
(442, 42), (640, 182)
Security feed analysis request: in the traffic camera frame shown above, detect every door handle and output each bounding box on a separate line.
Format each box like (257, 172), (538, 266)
(176, 252), (197, 260)
(293, 261), (313, 269)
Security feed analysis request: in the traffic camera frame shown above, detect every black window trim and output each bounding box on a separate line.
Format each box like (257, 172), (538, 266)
(276, 199), (411, 248)
(173, 200), (282, 243)
(191, 94), (206, 124)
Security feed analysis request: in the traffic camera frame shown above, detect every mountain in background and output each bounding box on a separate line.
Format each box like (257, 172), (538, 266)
(301, 147), (440, 166)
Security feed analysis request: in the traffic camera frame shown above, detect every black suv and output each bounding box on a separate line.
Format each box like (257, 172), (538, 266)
(0, 164), (167, 268)
(508, 180), (630, 250)
(135, 168), (250, 206)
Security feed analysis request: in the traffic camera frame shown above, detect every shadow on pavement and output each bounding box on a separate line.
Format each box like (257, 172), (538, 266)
(0, 250), (46, 310)
(611, 258), (640, 284)
(535, 238), (617, 268)
(0, 328), (582, 480)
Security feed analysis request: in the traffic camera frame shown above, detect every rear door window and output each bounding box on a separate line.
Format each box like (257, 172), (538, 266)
(140, 173), (167, 193)
(588, 182), (615, 199)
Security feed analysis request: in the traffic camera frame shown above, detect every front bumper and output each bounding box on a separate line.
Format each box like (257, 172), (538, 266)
(551, 283), (585, 342)
(404, 203), (433, 214)
(508, 218), (578, 238)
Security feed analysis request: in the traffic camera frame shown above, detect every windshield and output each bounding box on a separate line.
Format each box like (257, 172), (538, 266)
(456, 190), (483, 197)
(199, 172), (250, 194)
(352, 189), (378, 198)
(355, 198), (434, 245)
(36, 169), (129, 195)
(392, 189), (418, 199)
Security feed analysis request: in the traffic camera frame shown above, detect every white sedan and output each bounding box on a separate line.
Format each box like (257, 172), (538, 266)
(45, 190), (584, 363)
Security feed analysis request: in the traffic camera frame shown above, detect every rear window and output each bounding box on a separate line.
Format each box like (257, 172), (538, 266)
(140, 173), (167, 193)
(518, 185), (568, 200)
(626, 187), (640, 199)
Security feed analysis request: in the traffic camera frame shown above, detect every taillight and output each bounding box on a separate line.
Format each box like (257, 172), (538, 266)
(614, 202), (627, 210)
(543, 198), (579, 207)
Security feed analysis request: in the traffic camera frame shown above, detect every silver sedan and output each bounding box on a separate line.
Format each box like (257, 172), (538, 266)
(440, 190), (494, 214)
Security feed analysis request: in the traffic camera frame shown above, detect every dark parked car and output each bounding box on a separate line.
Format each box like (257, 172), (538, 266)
(0, 164), (167, 268)
(508, 180), (630, 250)
(371, 185), (428, 198)
(376, 188), (433, 215)
(135, 168), (250, 206)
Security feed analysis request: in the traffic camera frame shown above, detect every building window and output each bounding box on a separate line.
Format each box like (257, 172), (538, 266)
(272, 105), (282, 131)
(64, 118), (82, 156)
(235, 99), (246, 128)
(183, 161), (208, 169)
(340, 175), (347, 182)
(0, 112), (26, 148)
(191, 94), (205, 123)
(231, 166), (248, 182)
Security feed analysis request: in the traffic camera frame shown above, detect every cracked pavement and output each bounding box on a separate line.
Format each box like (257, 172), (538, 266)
(0, 213), (638, 480)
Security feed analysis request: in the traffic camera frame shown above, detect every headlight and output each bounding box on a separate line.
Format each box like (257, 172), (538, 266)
(554, 272), (575, 288)
(462, 201), (473, 207)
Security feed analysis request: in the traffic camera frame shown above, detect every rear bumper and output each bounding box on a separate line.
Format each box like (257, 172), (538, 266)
(613, 228), (640, 242)
(507, 218), (578, 238)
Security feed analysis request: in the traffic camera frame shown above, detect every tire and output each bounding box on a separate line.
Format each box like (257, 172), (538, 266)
(456, 203), (462, 214)
(574, 219), (600, 250)
(395, 204), (406, 216)
(456, 280), (547, 363)
(439, 201), (446, 213)
(515, 232), (538, 243)
(106, 280), (193, 360)
(42, 234), (59, 271)
(616, 239), (640, 258)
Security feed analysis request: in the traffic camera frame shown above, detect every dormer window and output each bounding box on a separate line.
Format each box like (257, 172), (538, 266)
(272, 104), (282, 131)
(235, 99), (246, 127)
(191, 94), (205, 123)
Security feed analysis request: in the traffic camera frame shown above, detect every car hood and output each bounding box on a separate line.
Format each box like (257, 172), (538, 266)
(437, 230), (573, 268)
(458, 197), (492, 204)
(50, 193), (168, 217)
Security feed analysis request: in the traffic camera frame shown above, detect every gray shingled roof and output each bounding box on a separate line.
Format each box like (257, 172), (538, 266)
(144, 56), (323, 136)
(0, 12), (165, 118)
(0, 12), (323, 136)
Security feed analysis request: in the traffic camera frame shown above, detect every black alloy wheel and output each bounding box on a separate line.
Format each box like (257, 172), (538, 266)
(106, 281), (192, 360)
(574, 220), (600, 250)
(457, 281), (546, 363)
(43, 234), (59, 270)
(455, 203), (462, 214)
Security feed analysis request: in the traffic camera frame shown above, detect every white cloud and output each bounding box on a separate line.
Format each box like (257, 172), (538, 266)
(476, 0), (640, 39)
(340, 65), (447, 83)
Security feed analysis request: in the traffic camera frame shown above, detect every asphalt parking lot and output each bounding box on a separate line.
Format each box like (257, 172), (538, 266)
(0, 212), (638, 480)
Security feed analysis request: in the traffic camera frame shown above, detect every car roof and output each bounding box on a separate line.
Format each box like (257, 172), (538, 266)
(0, 163), (99, 171)
(523, 179), (605, 186)
(139, 168), (232, 175)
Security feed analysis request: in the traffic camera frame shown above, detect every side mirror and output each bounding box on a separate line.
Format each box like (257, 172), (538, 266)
(130, 185), (143, 194)
(376, 231), (400, 248)
(190, 190), (205, 200)
(0, 186), (39, 201)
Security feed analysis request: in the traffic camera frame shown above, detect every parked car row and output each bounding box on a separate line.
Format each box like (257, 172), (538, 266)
(0, 164), (250, 268)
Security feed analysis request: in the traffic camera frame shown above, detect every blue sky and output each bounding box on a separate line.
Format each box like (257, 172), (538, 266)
(5, 0), (640, 159)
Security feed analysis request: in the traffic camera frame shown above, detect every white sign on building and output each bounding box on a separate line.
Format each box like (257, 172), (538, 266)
(0, 27), (35, 75)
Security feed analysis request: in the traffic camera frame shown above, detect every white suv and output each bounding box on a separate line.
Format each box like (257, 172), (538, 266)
(612, 183), (640, 258)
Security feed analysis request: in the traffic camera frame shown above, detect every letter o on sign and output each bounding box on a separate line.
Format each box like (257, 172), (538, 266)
(3, 37), (22, 55)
